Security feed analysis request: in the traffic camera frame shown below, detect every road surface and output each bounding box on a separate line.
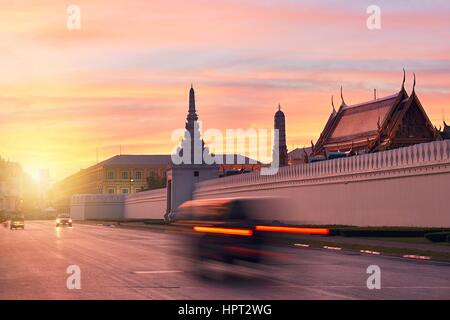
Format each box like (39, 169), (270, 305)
(1, 221), (449, 299)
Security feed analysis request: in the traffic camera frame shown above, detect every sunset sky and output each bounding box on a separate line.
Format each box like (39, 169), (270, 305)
(1, 0), (450, 181)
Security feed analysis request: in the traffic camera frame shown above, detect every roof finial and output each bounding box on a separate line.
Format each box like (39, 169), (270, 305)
(189, 84), (196, 112)
(278, 103), (281, 111)
(331, 95), (336, 113)
(340, 86), (346, 105)
(374, 88), (377, 100)
(401, 68), (406, 90)
(191, 83), (193, 89)
(412, 72), (416, 93)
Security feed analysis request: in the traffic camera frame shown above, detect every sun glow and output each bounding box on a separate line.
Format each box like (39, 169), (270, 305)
(23, 165), (51, 189)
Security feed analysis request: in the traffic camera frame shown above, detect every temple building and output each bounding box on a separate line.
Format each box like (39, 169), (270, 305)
(313, 72), (438, 157)
(437, 121), (450, 140)
(273, 104), (288, 166)
(288, 147), (312, 165)
(176, 85), (207, 164)
(165, 85), (219, 215)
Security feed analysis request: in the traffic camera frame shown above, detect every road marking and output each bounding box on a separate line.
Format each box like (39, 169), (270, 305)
(132, 270), (184, 274)
(360, 250), (381, 255)
(323, 246), (342, 251)
(294, 243), (310, 248)
(403, 254), (431, 260)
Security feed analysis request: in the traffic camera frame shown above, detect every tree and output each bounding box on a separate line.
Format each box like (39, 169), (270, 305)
(142, 171), (166, 191)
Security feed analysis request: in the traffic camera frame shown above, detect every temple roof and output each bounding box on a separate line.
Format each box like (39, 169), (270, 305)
(314, 89), (409, 152)
(288, 147), (312, 159)
(328, 93), (403, 144)
(437, 121), (450, 139)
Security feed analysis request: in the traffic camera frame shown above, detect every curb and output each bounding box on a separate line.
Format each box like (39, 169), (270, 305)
(402, 254), (431, 260)
(293, 243), (446, 262)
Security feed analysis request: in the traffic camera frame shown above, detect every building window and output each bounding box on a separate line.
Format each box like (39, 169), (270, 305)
(121, 188), (129, 194)
(121, 171), (129, 180)
(194, 171), (199, 177)
(107, 171), (114, 179)
(107, 188), (115, 194)
(135, 171), (142, 180)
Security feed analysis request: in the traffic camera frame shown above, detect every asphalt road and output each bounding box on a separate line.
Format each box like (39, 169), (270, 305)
(1, 220), (449, 300)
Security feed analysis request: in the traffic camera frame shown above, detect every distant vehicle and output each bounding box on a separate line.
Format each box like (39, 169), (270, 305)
(10, 216), (25, 230)
(56, 214), (72, 227)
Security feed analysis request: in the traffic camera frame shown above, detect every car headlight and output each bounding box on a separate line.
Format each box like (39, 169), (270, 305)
(56, 219), (60, 223)
(69, 219), (72, 223)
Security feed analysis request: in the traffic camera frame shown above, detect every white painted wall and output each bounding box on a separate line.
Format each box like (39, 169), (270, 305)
(124, 188), (166, 219)
(70, 141), (450, 227)
(70, 189), (168, 220)
(194, 141), (450, 227)
(70, 194), (125, 220)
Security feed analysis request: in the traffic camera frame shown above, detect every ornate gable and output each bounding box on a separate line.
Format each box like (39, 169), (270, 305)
(387, 93), (436, 147)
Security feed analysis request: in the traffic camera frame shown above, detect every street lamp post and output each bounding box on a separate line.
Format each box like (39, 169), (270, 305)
(130, 179), (134, 194)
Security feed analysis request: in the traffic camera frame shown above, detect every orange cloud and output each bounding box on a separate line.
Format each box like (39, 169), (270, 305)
(0, 0), (450, 180)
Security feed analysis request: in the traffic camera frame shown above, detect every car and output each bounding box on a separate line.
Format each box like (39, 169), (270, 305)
(56, 214), (72, 227)
(171, 197), (286, 268)
(10, 216), (25, 230)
